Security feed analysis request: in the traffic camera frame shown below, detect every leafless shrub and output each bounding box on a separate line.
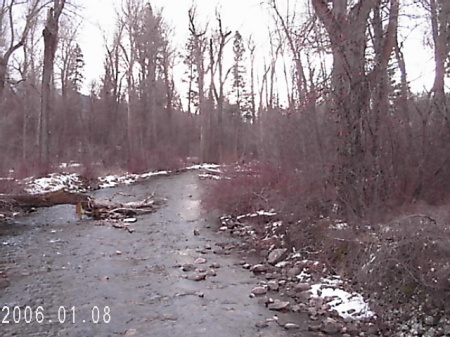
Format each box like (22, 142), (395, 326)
(356, 214), (450, 319)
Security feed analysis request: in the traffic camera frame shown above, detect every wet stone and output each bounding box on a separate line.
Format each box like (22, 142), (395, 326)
(287, 267), (302, 278)
(268, 248), (288, 265)
(206, 269), (217, 276)
(292, 303), (307, 312)
(182, 263), (196, 272)
(295, 283), (312, 292)
(268, 299), (290, 311)
(194, 257), (207, 264)
(265, 273), (276, 280)
(321, 318), (342, 334)
(186, 273), (207, 281)
(268, 280), (279, 291)
(251, 286), (268, 296)
(251, 264), (267, 273)
(284, 323), (300, 330)
(209, 262), (220, 269)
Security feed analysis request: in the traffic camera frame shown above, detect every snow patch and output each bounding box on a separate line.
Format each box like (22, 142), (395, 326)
(309, 278), (375, 320)
(186, 163), (221, 170)
(98, 170), (169, 188)
(25, 173), (86, 194)
(236, 210), (277, 220)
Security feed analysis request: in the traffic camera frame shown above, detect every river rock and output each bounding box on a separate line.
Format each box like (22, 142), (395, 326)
(284, 323), (300, 330)
(295, 283), (312, 292)
(287, 266), (302, 278)
(251, 286), (268, 296)
(182, 263), (195, 271)
(206, 269), (217, 276)
(251, 264), (267, 273)
(291, 304), (301, 313)
(186, 273), (207, 281)
(268, 299), (290, 311)
(268, 280), (279, 291)
(321, 318), (342, 334)
(194, 257), (207, 264)
(423, 328), (437, 337)
(268, 248), (288, 265)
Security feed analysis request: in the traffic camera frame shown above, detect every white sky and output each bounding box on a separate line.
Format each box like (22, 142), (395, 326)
(79, 0), (270, 91)
(77, 1), (435, 96)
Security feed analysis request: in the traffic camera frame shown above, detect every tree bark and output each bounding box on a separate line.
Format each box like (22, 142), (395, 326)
(312, 0), (377, 217)
(430, 0), (450, 116)
(40, 1), (65, 163)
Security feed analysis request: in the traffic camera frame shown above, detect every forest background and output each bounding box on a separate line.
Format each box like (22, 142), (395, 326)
(1, 0), (450, 330)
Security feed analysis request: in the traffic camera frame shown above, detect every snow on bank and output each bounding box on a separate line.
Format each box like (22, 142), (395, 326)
(236, 210), (277, 220)
(98, 170), (169, 188)
(188, 164), (222, 180)
(296, 267), (375, 320)
(186, 163), (221, 171)
(309, 280), (375, 319)
(24, 173), (86, 194)
(21, 163), (220, 193)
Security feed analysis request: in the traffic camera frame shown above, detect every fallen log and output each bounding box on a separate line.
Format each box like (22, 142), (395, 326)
(0, 189), (164, 221)
(1, 189), (89, 210)
(83, 193), (163, 220)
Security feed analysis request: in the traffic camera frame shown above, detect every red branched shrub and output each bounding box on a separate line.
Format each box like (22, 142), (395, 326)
(201, 161), (331, 222)
(201, 162), (278, 216)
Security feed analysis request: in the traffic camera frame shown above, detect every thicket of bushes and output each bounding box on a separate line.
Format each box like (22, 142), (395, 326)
(201, 97), (450, 328)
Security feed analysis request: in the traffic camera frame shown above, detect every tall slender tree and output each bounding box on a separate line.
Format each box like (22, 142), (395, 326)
(39, 0), (66, 163)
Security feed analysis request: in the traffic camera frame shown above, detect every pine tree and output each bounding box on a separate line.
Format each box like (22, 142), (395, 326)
(69, 43), (85, 92)
(231, 30), (251, 119)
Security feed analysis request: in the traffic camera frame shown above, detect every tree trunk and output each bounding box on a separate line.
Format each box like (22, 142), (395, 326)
(0, 58), (7, 100)
(312, 0), (377, 217)
(40, 1), (65, 163)
(430, 0), (450, 116)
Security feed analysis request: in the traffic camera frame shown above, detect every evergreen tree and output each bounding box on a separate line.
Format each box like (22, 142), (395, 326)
(231, 30), (250, 118)
(69, 43), (85, 92)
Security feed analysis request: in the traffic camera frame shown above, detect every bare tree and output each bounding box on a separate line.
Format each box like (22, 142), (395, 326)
(268, 0), (308, 105)
(39, 0), (65, 163)
(187, 6), (208, 162)
(311, 0), (401, 217)
(247, 36), (256, 121)
(0, 0), (46, 100)
(429, 0), (450, 115)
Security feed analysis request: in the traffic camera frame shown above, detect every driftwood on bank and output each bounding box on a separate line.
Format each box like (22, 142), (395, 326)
(0, 189), (163, 221)
(84, 193), (163, 220)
